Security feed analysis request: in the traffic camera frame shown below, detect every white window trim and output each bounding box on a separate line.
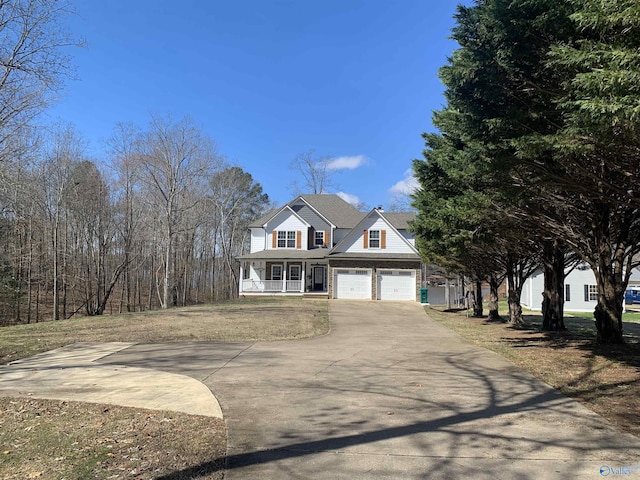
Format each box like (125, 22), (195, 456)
(369, 230), (380, 249)
(289, 265), (301, 281)
(314, 231), (325, 246)
(277, 230), (297, 249)
(271, 264), (283, 280)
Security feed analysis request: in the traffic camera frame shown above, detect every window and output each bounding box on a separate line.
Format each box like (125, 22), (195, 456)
(565, 284), (571, 302)
(271, 265), (283, 280)
(289, 265), (301, 281)
(369, 230), (380, 248)
(314, 231), (325, 246)
(277, 231), (296, 248)
(243, 262), (250, 280)
(584, 284), (597, 302)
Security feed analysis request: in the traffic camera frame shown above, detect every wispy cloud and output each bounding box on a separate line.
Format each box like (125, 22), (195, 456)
(389, 169), (419, 195)
(326, 155), (367, 171)
(336, 191), (361, 207)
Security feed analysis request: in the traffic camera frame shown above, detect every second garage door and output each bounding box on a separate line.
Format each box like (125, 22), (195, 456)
(377, 270), (416, 301)
(334, 269), (372, 299)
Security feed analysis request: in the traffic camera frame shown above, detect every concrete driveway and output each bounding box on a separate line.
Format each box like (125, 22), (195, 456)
(101, 301), (640, 480)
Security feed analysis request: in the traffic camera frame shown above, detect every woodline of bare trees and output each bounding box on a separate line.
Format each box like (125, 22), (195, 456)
(0, 117), (270, 325)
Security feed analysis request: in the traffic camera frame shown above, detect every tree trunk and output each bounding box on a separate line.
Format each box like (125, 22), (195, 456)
(593, 266), (625, 344)
(591, 202), (626, 344)
(472, 279), (483, 317)
(487, 275), (502, 322)
(52, 222), (59, 321)
(541, 241), (566, 331)
(506, 260), (524, 326)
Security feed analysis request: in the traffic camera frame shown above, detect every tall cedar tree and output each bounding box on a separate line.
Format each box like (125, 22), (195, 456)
(415, 0), (640, 343)
(412, 0), (570, 324)
(529, 0), (640, 343)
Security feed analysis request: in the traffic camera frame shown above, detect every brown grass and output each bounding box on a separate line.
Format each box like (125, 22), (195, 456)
(426, 306), (640, 438)
(0, 297), (330, 365)
(0, 398), (226, 480)
(0, 297), (329, 479)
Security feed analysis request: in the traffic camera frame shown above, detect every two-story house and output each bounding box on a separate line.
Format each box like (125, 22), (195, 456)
(238, 194), (422, 301)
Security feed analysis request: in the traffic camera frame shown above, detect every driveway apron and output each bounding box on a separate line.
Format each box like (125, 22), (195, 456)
(109, 301), (640, 479)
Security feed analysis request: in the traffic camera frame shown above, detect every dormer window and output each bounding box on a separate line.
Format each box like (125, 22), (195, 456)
(314, 231), (325, 247)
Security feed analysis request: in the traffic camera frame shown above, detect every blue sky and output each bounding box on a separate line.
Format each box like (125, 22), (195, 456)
(45, 0), (469, 210)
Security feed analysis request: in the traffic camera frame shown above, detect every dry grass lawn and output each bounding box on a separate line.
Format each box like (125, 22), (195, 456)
(426, 306), (640, 438)
(0, 398), (226, 480)
(0, 297), (328, 479)
(0, 297), (330, 365)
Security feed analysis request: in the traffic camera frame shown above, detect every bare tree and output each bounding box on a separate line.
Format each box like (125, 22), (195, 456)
(0, 0), (81, 161)
(137, 115), (222, 309)
(289, 150), (336, 195)
(39, 124), (84, 319)
(209, 166), (269, 298)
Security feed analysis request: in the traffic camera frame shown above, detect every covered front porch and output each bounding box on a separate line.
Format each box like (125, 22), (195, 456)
(238, 250), (329, 296)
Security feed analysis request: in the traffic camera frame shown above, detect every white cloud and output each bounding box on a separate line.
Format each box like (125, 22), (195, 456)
(336, 191), (361, 207)
(326, 155), (367, 171)
(389, 169), (419, 195)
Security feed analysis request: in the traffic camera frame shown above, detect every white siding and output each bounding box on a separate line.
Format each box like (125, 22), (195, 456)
(521, 266), (598, 313)
(335, 214), (415, 254)
(265, 209), (309, 250)
(250, 228), (265, 253)
(333, 228), (350, 246)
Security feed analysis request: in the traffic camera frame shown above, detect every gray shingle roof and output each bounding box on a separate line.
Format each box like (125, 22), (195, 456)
(249, 207), (282, 229)
(380, 212), (416, 230)
(299, 194), (364, 228)
(327, 252), (420, 260)
(237, 249), (330, 260)
(248, 194), (365, 229)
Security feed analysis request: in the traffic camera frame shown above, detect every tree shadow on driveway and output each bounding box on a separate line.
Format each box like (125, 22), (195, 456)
(154, 352), (639, 480)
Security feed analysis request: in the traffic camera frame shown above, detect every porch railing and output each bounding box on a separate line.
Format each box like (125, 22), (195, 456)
(241, 279), (303, 293)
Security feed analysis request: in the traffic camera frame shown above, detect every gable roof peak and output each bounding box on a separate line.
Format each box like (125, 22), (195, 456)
(294, 193), (364, 228)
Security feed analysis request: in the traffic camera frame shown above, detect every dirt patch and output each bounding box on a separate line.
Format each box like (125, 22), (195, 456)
(426, 307), (640, 438)
(0, 397), (226, 480)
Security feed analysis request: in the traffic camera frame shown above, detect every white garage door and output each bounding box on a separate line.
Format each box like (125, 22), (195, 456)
(378, 270), (416, 301)
(334, 269), (372, 300)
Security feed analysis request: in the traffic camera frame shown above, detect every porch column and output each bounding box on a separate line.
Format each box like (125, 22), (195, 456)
(301, 263), (306, 293)
(239, 262), (244, 294)
(282, 261), (288, 292)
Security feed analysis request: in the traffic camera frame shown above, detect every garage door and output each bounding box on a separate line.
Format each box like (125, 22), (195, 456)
(334, 269), (372, 299)
(377, 270), (416, 301)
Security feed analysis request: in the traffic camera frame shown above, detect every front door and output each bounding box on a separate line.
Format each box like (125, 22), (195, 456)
(312, 266), (326, 292)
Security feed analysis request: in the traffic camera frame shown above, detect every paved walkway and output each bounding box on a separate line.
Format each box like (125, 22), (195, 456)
(1, 301), (639, 479)
(0, 342), (222, 418)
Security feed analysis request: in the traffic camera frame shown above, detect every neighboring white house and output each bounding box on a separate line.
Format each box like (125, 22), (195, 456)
(522, 264), (625, 312)
(237, 194), (423, 301)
